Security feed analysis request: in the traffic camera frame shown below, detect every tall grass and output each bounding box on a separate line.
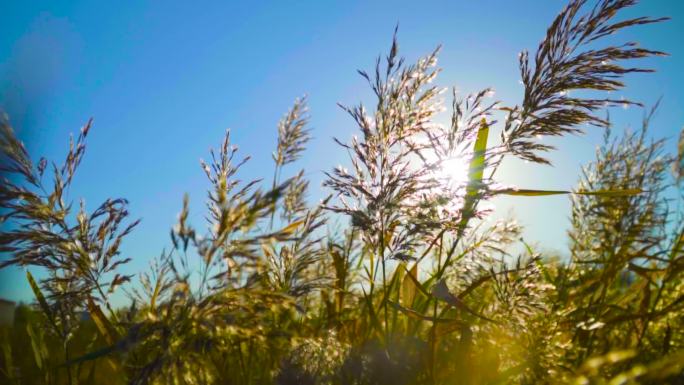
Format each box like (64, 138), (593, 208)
(1, 0), (683, 384)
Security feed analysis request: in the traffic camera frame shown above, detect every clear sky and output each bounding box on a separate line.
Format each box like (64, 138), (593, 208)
(1, 0), (683, 305)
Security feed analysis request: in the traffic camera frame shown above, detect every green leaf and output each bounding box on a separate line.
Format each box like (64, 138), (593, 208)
(87, 298), (120, 345)
(61, 344), (118, 367)
(378, 262), (405, 313)
(468, 118), (489, 184)
(402, 264), (431, 299)
(361, 288), (384, 341)
(389, 301), (464, 324)
(431, 279), (498, 323)
(401, 263), (418, 307)
(576, 188), (643, 197)
(26, 324), (45, 370)
(150, 276), (163, 312)
(1, 330), (13, 381)
(496, 189), (569, 196)
(26, 270), (57, 332)
(494, 188), (642, 197)
(459, 119), (489, 233)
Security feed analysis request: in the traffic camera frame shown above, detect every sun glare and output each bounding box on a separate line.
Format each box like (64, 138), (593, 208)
(417, 152), (473, 215)
(438, 156), (470, 189)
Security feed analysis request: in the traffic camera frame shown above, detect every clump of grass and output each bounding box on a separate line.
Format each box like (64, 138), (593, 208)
(1, 1), (682, 384)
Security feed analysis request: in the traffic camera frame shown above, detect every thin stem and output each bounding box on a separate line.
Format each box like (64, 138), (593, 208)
(380, 214), (389, 345)
(429, 233), (444, 383)
(269, 164), (280, 229)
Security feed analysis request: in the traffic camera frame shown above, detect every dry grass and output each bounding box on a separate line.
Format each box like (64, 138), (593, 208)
(1, 1), (683, 384)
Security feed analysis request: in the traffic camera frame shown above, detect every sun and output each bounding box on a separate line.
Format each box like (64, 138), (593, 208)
(437, 156), (470, 189)
(416, 152), (472, 215)
(421, 150), (470, 191)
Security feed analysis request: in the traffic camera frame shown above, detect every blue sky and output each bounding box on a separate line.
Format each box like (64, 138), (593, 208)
(1, 0), (683, 305)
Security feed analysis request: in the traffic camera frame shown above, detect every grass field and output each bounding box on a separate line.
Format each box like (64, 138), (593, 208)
(1, 0), (683, 384)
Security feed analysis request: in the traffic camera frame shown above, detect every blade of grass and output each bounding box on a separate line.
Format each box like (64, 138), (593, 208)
(458, 118), (489, 234)
(87, 298), (120, 346)
(389, 301), (465, 324)
(26, 271), (59, 333)
(401, 262), (419, 307)
(495, 188), (642, 197)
